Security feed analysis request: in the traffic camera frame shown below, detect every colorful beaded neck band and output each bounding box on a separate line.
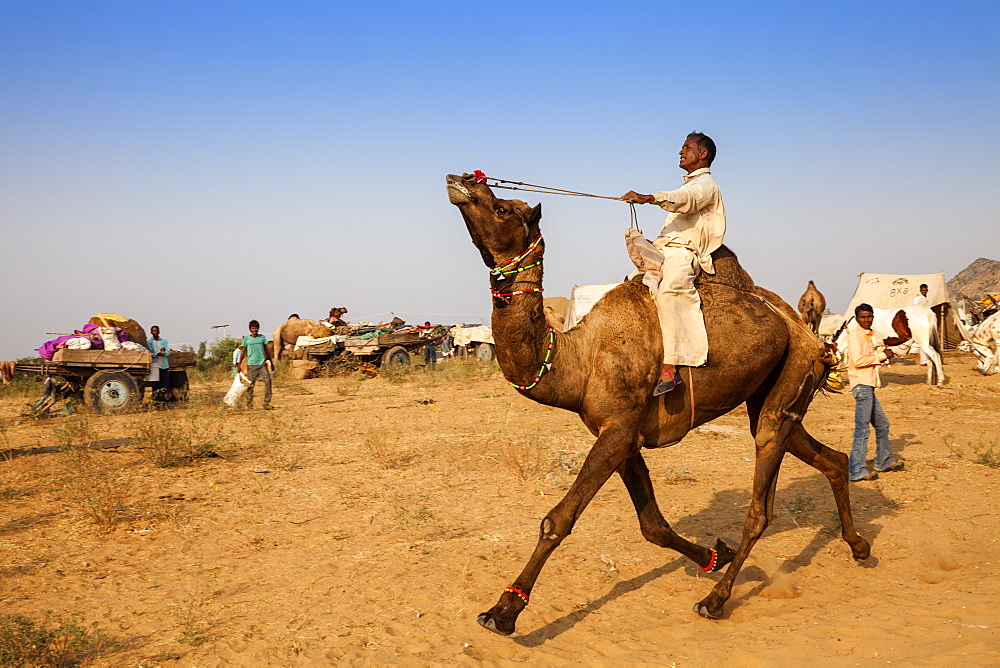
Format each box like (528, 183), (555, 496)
(490, 234), (544, 302)
(506, 327), (555, 391)
(490, 234), (542, 278)
(491, 286), (544, 301)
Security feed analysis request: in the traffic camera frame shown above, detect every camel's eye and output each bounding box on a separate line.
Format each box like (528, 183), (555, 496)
(496, 205), (508, 215)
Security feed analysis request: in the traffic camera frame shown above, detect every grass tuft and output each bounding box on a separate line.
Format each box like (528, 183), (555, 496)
(0, 612), (118, 666)
(132, 405), (234, 467)
(972, 442), (1000, 468)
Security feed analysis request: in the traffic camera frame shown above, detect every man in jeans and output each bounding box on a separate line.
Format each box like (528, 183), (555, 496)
(846, 303), (904, 482)
(236, 319), (274, 409)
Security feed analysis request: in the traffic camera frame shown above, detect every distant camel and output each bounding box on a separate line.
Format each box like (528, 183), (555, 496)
(272, 315), (319, 361)
(797, 280), (826, 335)
(447, 173), (869, 633)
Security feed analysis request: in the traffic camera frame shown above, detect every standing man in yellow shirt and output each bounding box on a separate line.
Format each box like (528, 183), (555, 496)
(846, 304), (905, 482)
(622, 132), (726, 395)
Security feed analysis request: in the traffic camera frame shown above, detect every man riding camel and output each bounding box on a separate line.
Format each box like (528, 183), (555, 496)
(622, 132), (726, 395)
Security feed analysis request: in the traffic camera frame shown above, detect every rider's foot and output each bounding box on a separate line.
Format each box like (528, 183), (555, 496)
(653, 364), (682, 396)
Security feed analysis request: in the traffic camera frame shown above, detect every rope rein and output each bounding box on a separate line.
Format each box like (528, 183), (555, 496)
(474, 170), (624, 201)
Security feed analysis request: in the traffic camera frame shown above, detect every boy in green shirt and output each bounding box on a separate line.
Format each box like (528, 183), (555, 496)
(236, 319), (274, 409)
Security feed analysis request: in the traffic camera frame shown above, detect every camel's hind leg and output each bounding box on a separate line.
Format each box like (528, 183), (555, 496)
(618, 451), (735, 571)
(693, 353), (824, 620)
(692, 412), (789, 620)
(786, 423), (870, 561)
(476, 418), (642, 636)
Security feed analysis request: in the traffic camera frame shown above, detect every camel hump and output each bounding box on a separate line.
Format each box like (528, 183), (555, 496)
(695, 245), (756, 292)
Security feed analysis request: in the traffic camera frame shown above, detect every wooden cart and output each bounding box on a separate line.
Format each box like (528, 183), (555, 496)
(303, 330), (446, 371)
(15, 349), (196, 415)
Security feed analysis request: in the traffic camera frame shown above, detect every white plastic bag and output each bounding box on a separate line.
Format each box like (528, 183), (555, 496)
(222, 372), (251, 407)
(98, 326), (122, 351)
(65, 337), (92, 350)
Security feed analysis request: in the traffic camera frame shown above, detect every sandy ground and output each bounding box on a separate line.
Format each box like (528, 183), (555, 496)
(1, 351), (998, 666)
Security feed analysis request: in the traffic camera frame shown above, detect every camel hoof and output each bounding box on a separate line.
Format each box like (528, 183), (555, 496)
(693, 601), (723, 620)
(851, 537), (872, 562)
(477, 613), (514, 636)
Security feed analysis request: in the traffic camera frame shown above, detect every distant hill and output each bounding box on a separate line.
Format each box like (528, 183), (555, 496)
(947, 257), (1000, 298)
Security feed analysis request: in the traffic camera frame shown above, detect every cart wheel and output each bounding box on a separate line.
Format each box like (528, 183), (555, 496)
(170, 370), (190, 402)
(381, 345), (411, 369)
(83, 370), (141, 414)
(475, 343), (496, 361)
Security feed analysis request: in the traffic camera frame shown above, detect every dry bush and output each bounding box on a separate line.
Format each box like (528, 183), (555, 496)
(0, 422), (11, 461)
(363, 430), (404, 469)
(438, 357), (501, 383)
(379, 362), (423, 385)
(53, 414), (98, 450)
(59, 459), (133, 533)
(490, 435), (547, 482)
(132, 406), (233, 467)
(252, 412), (305, 471)
(331, 372), (364, 396)
(0, 612), (118, 666)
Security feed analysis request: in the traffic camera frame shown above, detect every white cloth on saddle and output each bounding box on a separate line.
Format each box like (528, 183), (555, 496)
(564, 283), (622, 332)
(294, 334), (346, 349)
(625, 228), (663, 293)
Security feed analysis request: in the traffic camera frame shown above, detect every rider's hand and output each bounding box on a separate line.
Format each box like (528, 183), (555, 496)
(622, 191), (653, 204)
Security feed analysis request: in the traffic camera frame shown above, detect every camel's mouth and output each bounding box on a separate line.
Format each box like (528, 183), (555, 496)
(446, 174), (484, 205)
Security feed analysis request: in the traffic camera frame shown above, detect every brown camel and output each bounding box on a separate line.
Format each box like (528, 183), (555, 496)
(798, 280), (827, 335)
(446, 173), (870, 633)
(272, 315), (319, 361)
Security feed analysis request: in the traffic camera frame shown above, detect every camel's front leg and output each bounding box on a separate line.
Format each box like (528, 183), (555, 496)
(618, 451), (735, 571)
(477, 421), (640, 636)
(693, 415), (789, 620)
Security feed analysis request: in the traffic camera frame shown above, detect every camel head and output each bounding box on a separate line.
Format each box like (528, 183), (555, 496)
(446, 173), (542, 268)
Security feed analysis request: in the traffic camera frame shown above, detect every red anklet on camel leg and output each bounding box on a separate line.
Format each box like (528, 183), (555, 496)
(699, 548), (718, 572)
(504, 586), (530, 604)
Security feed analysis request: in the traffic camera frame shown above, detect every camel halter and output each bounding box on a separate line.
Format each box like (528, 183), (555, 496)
(484, 232), (556, 391)
(490, 234), (545, 302)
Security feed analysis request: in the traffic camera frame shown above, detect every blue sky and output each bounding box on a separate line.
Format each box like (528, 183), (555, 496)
(2, 1), (998, 359)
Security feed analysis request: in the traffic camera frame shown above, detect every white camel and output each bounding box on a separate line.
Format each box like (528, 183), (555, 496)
(969, 312), (1000, 375)
(836, 305), (944, 385)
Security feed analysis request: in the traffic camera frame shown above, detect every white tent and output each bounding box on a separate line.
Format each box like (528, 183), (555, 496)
(843, 272), (948, 317)
(843, 272), (970, 349)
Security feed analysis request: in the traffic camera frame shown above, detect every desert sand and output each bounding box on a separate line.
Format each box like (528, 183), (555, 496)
(1, 351), (998, 666)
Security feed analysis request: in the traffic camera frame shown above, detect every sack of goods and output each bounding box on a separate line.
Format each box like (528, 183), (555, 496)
(65, 337), (92, 350)
(222, 372), (251, 407)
